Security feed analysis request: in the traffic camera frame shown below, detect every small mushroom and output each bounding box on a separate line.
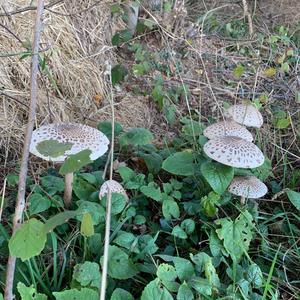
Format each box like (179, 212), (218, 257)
(203, 120), (253, 142)
(30, 123), (109, 207)
(225, 104), (263, 128)
(203, 136), (265, 168)
(228, 175), (268, 204)
(99, 180), (128, 201)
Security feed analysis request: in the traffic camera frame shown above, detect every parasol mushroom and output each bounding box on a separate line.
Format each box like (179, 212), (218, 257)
(30, 123), (109, 207)
(99, 179), (128, 201)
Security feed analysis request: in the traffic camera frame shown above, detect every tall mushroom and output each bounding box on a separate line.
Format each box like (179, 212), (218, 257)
(203, 136), (265, 168)
(203, 120), (253, 142)
(228, 175), (268, 204)
(225, 104), (263, 128)
(30, 123), (109, 207)
(99, 179), (128, 201)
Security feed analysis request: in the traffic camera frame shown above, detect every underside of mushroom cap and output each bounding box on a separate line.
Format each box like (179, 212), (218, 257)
(203, 136), (265, 168)
(228, 176), (268, 199)
(99, 180), (128, 200)
(203, 121), (253, 142)
(225, 104), (263, 128)
(30, 123), (109, 162)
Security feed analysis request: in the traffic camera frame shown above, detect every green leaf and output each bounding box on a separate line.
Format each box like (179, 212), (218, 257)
(17, 282), (47, 300)
(141, 152), (163, 174)
(215, 211), (254, 261)
(101, 193), (127, 215)
(80, 213), (94, 237)
(36, 140), (73, 158)
(209, 230), (224, 257)
(111, 288), (134, 300)
(118, 166), (135, 182)
(76, 201), (105, 225)
(172, 225), (187, 239)
(97, 121), (123, 139)
(9, 219), (47, 261)
(180, 219), (195, 234)
(201, 162), (234, 194)
(233, 64), (245, 78)
(162, 199), (180, 220)
(113, 232), (138, 252)
(141, 278), (173, 300)
(157, 263), (177, 282)
(132, 62), (150, 76)
(119, 128), (154, 147)
(53, 288), (98, 300)
(73, 261), (100, 287)
(29, 194), (51, 215)
(100, 245), (137, 279)
(162, 151), (195, 176)
(111, 29), (132, 46)
(73, 176), (97, 200)
(111, 64), (128, 85)
(286, 189), (300, 211)
(276, 117), (290, 129)
(40, 175), (64, 195)
(174, 257), (195, 282)
(247, 263), (263, 288)
(140, 183), (162, 201)
(189, 277), (212, 296)
(43, 211), (78, 233)
(177, 283), (194, 300)
(201, 192), (221, 217)
(59, 149), (92, 175)
(152, 84), (164, 110)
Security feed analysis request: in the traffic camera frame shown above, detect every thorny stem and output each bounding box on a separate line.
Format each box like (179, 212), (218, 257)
(100, 65), (115, 300)
(4, 1), (45, 299)
(63, 173), (74, 208)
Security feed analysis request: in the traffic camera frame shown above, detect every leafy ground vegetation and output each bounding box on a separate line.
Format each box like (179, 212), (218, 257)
(1, 0), (300, 299)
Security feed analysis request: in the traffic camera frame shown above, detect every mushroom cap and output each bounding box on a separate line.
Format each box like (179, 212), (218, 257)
(228, 176), (268, 199)
(203, 121), (253, 142)
(203, 136), (265, 168)
(30, 123), (109, 162)
(225, 104), (263, 128)
(99, 180), (128, 200)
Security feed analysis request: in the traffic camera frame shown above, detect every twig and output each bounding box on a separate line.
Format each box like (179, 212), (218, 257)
(4, 1), (45, 299)
(0, 178), (7, 222)
(0, 0), (61, 17)
(241, 0), (253, 36)
(0, 22), (23, 44)
(99, 64), (115, 300)
(0, 91), (29, 109)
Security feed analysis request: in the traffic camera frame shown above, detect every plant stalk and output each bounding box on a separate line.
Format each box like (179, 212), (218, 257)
(63, 172), (74, 208)
(240, 196), (246, 205)
(4, 1), (45, 299)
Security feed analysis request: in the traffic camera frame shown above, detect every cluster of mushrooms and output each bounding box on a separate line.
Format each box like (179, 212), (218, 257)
(29, 123), (126, 207)
(203, 104), (268, 204)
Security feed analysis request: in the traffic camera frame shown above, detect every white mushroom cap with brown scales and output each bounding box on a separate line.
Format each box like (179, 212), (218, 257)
(228, 176), (268, 199)
(225, 104), (263, 128)
(99, 180), (128, 201)
(30, 123), (109, 162)
(203, 120), (253, 142)
(203, 136), (265, 169)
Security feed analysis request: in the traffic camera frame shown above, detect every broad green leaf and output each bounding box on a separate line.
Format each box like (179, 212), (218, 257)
(157, 263), (177, 282)
(101, 193), (127, 215)
(73, 261), (100, 287)
(174, 257), (195, 282)
(43, 211), (78, 233)
(76, 201), (105, 225)
(172, 225), (187, 239)
(17, 282), (47, 300)
(162, 199), (180, 220)
(141, 152), (163, 174)
(101, 245), (137, 279)
(118, 166), (135, 182)
(141, 278), (173, 300)
(111, 29), (132, 46)
(215, 211), (254, 261)
(73, 176), (97, 200)
(201, 162), (234, 194)
(9, 219), (47, 261)
(97, 121), (123, 139)
(276, 117), (290, 129)
(286, 189), (300, 211)
(59, 149), (92, 175)
(40, 175), (64, 195)
(180, 219), (195, 235)
(53, 288), (98, 300)
(119, 128), (154, 147)
(209, 230), (224, 257)
(111, 288), (134, 300)
(247, 263), (263, 288)
(29, 194), (51, 215)
(113, 232), (138, 252)
(177, 283), (194, 300)
(36, 140), (73, 158)
(111, 64), (128, 85)
(162, 151), (195, 176)
(189, 277), (212, 296)
(140, 183), (162, 201)
(80, 213), (94, 237)
(201, 192), (221, 217)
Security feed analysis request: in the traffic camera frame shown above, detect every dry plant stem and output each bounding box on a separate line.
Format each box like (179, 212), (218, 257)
(242, 0), (253, 36)
(4, 1), (45, 299)
(63, 173), (74, 208)
(0, 178), (7, 222)
(240, 196), (246, 205)
(100, 66), (115, 300)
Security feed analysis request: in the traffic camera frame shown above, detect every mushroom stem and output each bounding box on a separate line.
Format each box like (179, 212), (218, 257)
(240, 196), (246, 205)
(64, 173), (74, 208)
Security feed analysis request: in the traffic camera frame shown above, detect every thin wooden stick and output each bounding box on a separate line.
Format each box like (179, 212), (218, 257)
(0, 179), (7, 222)
(4, 1), (45, 299)
(99, 64), (115, 300)
(242, 0), (253, 36)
